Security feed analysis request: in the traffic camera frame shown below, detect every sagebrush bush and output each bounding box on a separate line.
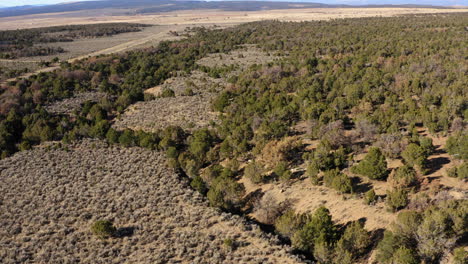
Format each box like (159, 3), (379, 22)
(91, 220), (116, 239)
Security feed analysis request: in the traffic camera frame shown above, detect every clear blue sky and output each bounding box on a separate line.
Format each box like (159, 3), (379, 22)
(1, 0), (467, 7)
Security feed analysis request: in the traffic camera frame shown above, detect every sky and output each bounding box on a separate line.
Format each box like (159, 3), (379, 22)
(1, 0), (466, 7)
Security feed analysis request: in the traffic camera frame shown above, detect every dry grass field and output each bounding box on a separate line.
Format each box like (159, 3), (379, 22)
(113, 94), (219, 132)
(1, 8), (468, 30)
(145, 70), (227, 97)
(0, 139), (303, 264)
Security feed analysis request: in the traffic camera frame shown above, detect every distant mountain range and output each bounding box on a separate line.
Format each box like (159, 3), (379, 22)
(0, 0), (451, 18)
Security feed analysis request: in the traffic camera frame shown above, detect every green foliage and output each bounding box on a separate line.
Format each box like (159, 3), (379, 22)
(351, 147), (388, 180)
(447, 162), (467, 180)
(446, 133), (468, 160)
(306, 161), (320, 185)
(291, 206), (337, 255)
(376, 230), (402, 263)
(392, 247), (419, 264)
(418, 137), (435, 156)
(91, 120), (110, 139)
(212, 91), (232, 112)
(274, 161), (292, 181)
(274, 210), (308, 239)
(364, 189), (376, 205)
(160, 88), (175, 98)
(386, 188), (408, 212)
(91, 220), (116, 239)
(207, 176), (245, 210)
(323, 169), (353, 193)
(377, 200), (468, 263)
(339, 221), (371, 256)
(392, 165), (417, 188)
(453, 247), (468, 264)
(119, 130), (136, 147)
(190, 175), (207, 194)
(188, 128), (216, 162)
(223, 238), (236, 251)
(401, 143), (428, 172)
(244, 161), (264, 184)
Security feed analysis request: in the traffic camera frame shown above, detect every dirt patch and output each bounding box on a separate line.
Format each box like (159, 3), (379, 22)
(0, 139), (303, 264)
(113, 94), (219, 132)
(242, 177), (395, 231)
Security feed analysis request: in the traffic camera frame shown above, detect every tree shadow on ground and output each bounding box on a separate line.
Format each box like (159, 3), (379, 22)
(426, 157), (450, 175)
(243, 188), (264, 214)
(351, 177), (373, 193)
(115, 227), (135, 238)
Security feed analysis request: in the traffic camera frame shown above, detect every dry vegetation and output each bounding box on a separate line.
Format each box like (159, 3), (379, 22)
(1, 8), (468, 30)
(197, 45), (281, 70)
(45, 92), (110, 115)
(145, 70), (226, 97)
(0, 139), (303, 264)
(113, 94), (218, 132)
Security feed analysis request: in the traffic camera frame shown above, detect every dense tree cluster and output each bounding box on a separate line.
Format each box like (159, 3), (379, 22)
(274, 207), (371, 264)
(376, 200), (467, 263)
(0, 23), (149, 58)
(0, 13), (466, 263)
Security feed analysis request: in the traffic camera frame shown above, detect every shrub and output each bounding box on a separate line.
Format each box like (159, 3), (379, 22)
(445, 133), (468, 160)
(392, 165), (418, 188)
(223, 238), (236, 251)
(160, 88), (175, 98)
(351, 147), (388, 180)
(291, 206), (337, 254)
(386, 188), (409, 212)
(401, 143), (428, 173)
(453, 247), (468, 264)
(188, 128), (215, 162)
(274, 210), (308, 239)
(105, 128), (120, 144)
(244, 161), (264, 184)
(207, 176), (245, 210)
(376, 230), (402, 263)
(419, 137), (434, 156)
(447, 163), (467, 180)
(392, 247), (419, 264)
(323, 169), (353, 193)
(339, 221), (371, 256)
(119, 130), (135, 147)
(91, 220), (116, 239)
(332, 241), (354, 264)
(190, 175), (207, 195)
(254, 194), (289, 225)
(364, 189), (376, 205)
(274, 161), (292, 181)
